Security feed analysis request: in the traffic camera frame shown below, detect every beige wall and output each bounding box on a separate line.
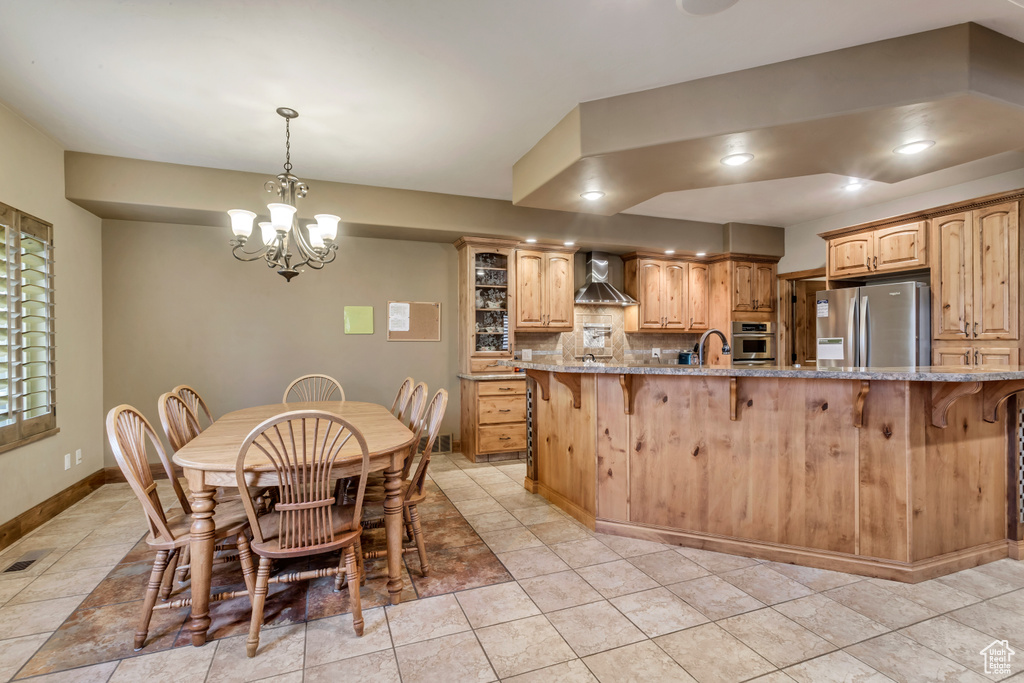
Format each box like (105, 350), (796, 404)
(779, 168), (1024, 273)
(102, 220), (459, 464)
(0, 103), (104, 525)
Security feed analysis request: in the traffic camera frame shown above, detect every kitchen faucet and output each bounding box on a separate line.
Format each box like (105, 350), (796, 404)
(697, 328), (731, 366)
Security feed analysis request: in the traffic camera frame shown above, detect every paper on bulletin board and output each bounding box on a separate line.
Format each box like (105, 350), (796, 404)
(817, 338), (845, 360)
(343, 306), (374, 334)
(388, 302), (410, 332)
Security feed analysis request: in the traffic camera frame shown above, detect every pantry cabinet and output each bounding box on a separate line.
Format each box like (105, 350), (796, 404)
(931, 202), (1019, 342)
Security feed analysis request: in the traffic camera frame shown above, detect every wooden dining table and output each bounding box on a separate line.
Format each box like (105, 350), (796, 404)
(171, 400), (416, 647)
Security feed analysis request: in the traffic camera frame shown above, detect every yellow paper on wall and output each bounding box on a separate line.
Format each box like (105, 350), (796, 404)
(344, 306), (374, 334)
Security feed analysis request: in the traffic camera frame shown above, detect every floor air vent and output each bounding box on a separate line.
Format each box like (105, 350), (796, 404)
(2, 548), (50, 573)
(419, 433), (453, 454)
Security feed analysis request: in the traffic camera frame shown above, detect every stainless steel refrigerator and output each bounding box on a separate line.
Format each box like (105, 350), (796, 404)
(815, 282), (930, 368)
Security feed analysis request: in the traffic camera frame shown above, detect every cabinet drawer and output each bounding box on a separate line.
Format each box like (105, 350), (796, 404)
(478, 395), (526, 423)
(478, 423), (527, 453)
(477, 379), (526, 396)
(470, 358), (514, 374)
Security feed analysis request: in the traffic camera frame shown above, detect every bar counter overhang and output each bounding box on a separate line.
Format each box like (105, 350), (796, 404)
(502, 361), (1024, 582)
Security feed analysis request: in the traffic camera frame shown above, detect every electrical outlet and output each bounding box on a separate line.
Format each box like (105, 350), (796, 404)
(75, 449), (82, 465)
(522, 349), (532, 361)
(63, 453), (71, 470)
(652, 348), (661, 359)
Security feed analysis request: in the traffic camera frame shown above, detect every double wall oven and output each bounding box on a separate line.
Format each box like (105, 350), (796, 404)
(731, 321), (776, 365)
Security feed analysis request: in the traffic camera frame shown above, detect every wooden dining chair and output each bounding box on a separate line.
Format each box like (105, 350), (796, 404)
(158, 391), (202, 453)
(106, 405), (256, 651)
(236, 410), (370, 656)
(404, 381), (428, 432)
(172, 384), (213, 429)
(362, 389), (448, 576)
(282, 374), (345, 403)
(390, 376), (414, 419)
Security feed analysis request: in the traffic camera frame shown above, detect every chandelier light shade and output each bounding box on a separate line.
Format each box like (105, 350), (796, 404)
(227, 107), (341, 281)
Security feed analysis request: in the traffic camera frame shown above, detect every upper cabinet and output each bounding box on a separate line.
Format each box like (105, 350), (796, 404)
(514, 248), (577, 331)
(826, 221), (927, 279)
(456, 238), (519, 375)
(623, 257), (710, 331)
(732, 261), (776, 313)
(932, 202), (1019, 342)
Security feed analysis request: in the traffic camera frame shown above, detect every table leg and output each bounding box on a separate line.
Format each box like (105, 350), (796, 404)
(187, 487), (217, 646)
(383, 462), (404, 605)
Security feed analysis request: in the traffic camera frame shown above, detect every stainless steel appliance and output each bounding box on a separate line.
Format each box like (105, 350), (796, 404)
(815, 282), (930, 368)
(731, 321), (775, 365)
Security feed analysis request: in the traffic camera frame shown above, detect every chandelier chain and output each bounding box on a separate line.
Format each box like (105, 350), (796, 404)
(283, 116), (292, 173)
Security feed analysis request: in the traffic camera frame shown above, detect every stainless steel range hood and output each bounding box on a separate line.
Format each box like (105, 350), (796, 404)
(574, 252), (638, 306)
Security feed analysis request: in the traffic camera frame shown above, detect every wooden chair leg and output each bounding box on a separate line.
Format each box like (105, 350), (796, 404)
(403, 506), (414, 542)
(333, 552), (347, 592)
(236, 533), (256, 597)
(409, 504), (429, 577)
(175, 544), (191, 583)
(354, 536), (366, 586)
(345, 545), (363, 636)
(246, 556), (272, 658)
(158, 549), (179, 601)
(135, 550), (169, 651)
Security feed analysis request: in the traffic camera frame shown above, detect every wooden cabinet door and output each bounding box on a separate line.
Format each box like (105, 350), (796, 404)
(976, 346), (1019, 367)
(828, 234), (873, 279)
(515, 250), (545, 328)
(972, 202), (1019, 341)
(874, 221), (927, 272)
(732, 262), (754, 312)
(931, 212), (973, 341)
(932, 344), (973, 366)
(754, 264), (775, 311)
(663, 262), (687, 329)
(544, 252), (574, 328)
(687, 263), (710, 330)
(638, 260), (664, 328)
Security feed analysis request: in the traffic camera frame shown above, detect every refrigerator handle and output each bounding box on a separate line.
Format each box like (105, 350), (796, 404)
(847, 295), (858, 366)
(859, 295), (870, 367)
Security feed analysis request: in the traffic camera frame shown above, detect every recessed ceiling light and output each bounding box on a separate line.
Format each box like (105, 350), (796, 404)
(525, 238), (537, 243)
(721, 153), (754, 166)
(580, 191), (605, 200)
(893, 140), (935, 155)
(665, 249), (675, 255)
(844, 180), (865, 192)
(564, 241), (575, 247)
(696, 252), (707, 257)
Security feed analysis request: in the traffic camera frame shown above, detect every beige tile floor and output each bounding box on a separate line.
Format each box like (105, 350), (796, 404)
(0, 453), (1022, 682)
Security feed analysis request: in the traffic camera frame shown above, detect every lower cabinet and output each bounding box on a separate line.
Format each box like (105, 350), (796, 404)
(460, 378), (527, 461)
(932, 343), (1020, 367)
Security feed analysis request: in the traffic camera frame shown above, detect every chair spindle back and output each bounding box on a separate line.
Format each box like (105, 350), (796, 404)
(391, 377), (414, 419)
(105, 405), (192, 543)
(407, 389), (448, 500)
(236, 411), (369, 550)
(158, 392), (202, 452)
(282, 374), (345, 403)
(173, 385), (213, 429)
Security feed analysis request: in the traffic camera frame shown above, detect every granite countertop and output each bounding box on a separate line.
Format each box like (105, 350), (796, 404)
(496, 360), (1024, 382)
(456, 373), (527, 381)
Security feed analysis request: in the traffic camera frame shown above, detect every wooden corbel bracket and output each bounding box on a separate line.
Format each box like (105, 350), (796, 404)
(729, 378), (738, 421)
(554, 372), (582, 409)
(619, 374), (635, 415)
(525, 369), (550, 401)
(982, 379), (1024, 423)
(853, 380), (870, 428)
(930, 381), (982, 428)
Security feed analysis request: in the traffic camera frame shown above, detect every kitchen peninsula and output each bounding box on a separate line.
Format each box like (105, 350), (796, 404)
(503, 360), (1024, 582)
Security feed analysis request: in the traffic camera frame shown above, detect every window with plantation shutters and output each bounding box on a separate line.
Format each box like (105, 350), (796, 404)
(0, 202), (56, 450)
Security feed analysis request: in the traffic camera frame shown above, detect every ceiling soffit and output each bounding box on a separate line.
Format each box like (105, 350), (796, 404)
(512, 23), (1024, 216)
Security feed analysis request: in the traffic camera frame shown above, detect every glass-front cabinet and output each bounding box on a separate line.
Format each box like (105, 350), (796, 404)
(456, 238), (519, 375)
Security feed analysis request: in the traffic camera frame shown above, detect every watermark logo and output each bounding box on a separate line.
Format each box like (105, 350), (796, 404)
(980, 640), (1015, 676)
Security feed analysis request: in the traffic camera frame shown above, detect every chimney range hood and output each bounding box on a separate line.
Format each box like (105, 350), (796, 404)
(574, 252), (638, 306)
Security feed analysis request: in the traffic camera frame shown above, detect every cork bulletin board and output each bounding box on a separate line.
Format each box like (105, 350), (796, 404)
(387, 301), (441, 342)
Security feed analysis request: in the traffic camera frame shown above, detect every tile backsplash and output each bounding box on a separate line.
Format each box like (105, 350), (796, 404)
(515, 305), (701, 364)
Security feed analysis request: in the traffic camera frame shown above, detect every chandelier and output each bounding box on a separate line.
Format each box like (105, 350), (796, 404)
(226, 107), (340, 281)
